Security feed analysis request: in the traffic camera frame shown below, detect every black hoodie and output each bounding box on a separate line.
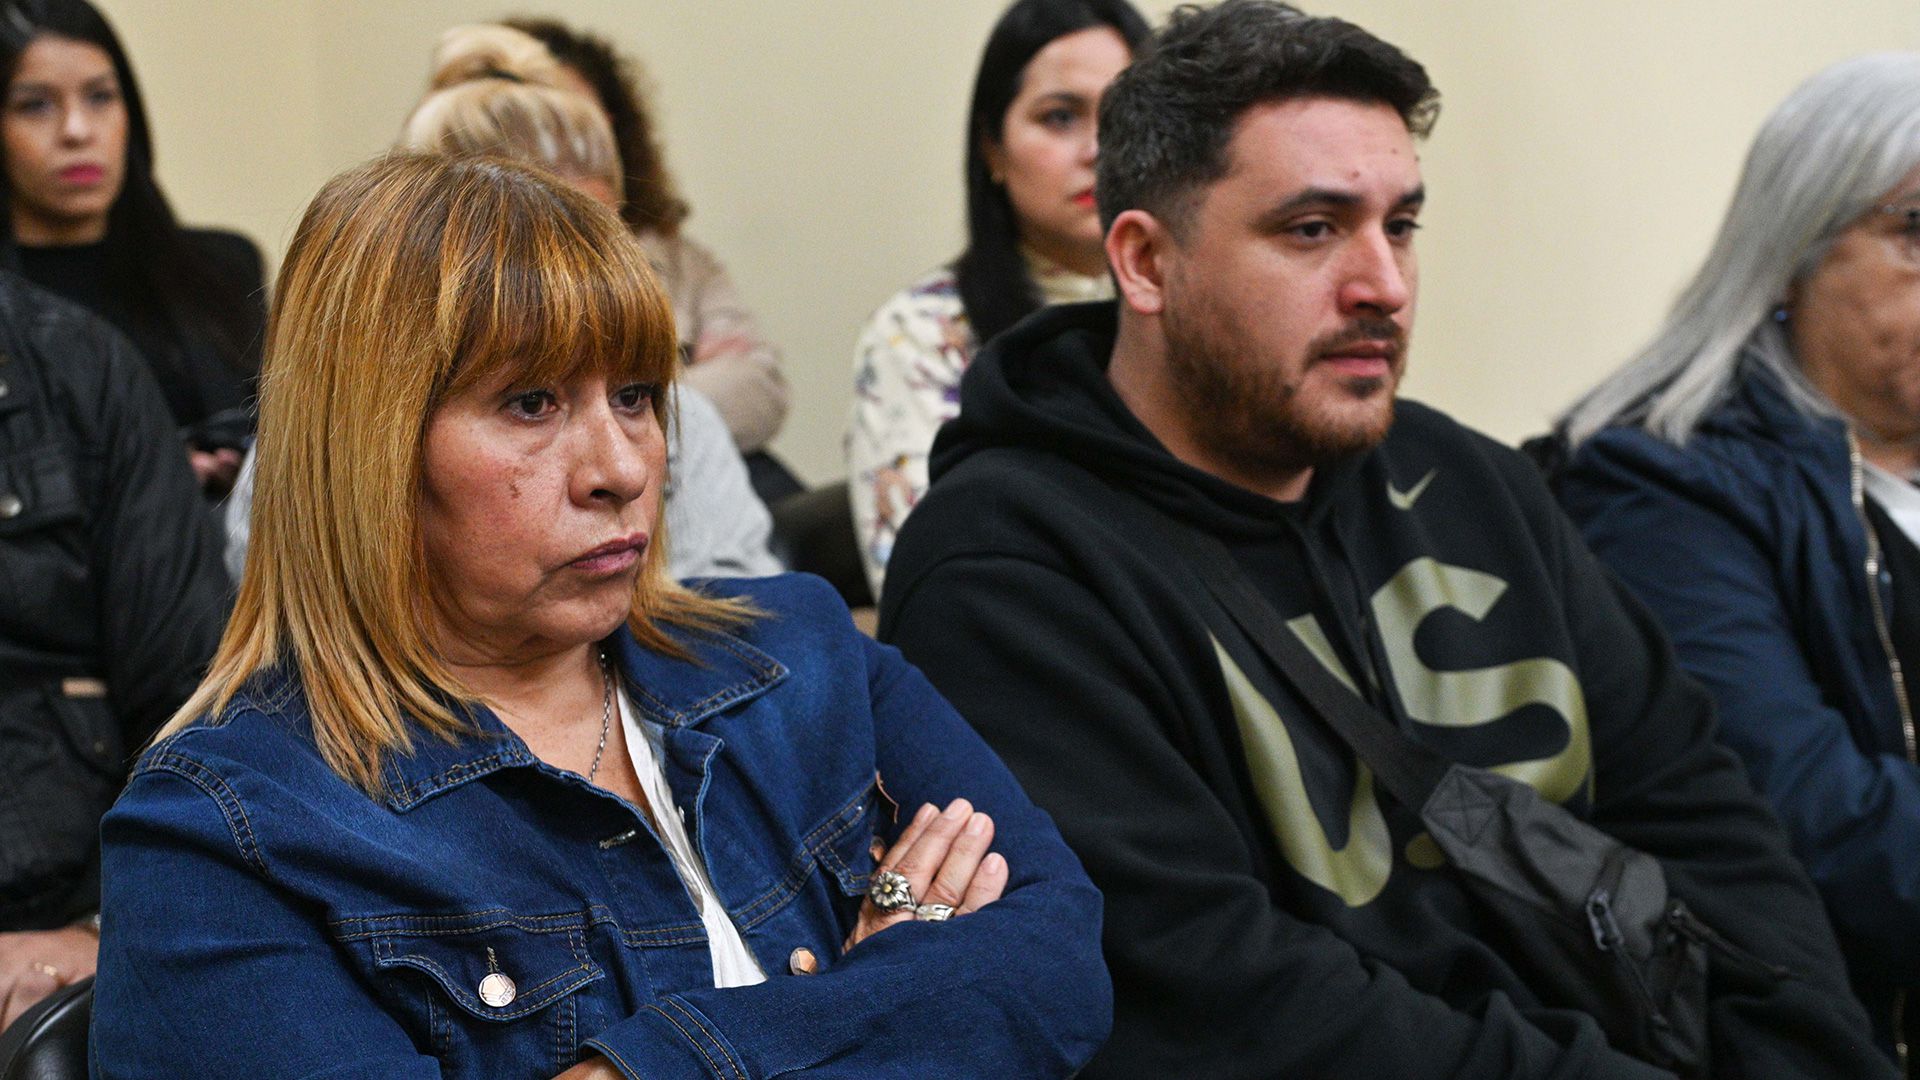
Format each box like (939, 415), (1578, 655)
(880, 302), (1890, 1080)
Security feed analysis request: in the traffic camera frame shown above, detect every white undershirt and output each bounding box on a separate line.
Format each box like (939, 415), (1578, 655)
(1865, 461), (1920, 549)
(616, 687), (767, 989)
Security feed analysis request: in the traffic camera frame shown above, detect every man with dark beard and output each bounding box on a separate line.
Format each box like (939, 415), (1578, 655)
(879, 2), (1890, 1077)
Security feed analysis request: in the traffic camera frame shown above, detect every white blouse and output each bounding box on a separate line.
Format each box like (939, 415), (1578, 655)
(617, 686), (767, 989)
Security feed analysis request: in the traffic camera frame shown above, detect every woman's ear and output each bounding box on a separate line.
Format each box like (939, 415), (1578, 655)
(1107, 208), (1168, 316)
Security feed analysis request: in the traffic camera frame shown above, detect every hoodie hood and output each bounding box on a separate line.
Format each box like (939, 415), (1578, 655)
(930, 300), (1363, 542)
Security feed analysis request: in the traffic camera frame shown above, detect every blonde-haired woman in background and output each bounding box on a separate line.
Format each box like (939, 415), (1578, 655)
(225, 24), (779, 583)
(88, 152), (1109, 1078)
(507, 17), (795, 501)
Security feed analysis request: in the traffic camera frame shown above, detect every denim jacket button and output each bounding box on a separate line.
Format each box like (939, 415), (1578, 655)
(788, 947), (819, 976)
(478, 971), (518, 1007)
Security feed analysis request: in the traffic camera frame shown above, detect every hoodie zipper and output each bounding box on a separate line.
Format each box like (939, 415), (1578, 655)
(1848, 432), (1918, 1073)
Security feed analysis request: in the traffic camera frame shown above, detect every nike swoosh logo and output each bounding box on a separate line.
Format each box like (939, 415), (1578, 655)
(1387, 468), (1437, 510)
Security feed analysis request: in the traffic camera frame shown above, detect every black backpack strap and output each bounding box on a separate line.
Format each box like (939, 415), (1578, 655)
(1114, 489), (1454, 812)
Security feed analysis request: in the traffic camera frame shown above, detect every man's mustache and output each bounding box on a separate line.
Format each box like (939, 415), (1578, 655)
(1309, 317), (1405, 358)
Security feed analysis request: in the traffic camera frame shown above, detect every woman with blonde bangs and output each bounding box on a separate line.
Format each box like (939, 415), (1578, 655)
(503, 18), (792, 485)
(223, 24), (780, 583)
(88, 153), (1109, 1079)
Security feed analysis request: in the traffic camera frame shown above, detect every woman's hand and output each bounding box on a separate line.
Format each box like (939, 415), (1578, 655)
(552, 1058), (622, 1080)
(187, 446), (243, 496)
(845, 798), (1008, 952)
(0, 926), (98, 1029)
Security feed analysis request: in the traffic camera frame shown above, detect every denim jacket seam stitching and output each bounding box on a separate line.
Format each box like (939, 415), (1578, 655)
(644, 1002), (730, 1079)
(583, 1039), (640, 1080)
(731, 787), (871, 923)
(564, 925), (589, 1068)
(628, 633), (785, 727)
(666, 678), (758, 726)
(442, 970), (591, 1020)
(802, 785), (873, 884)
(331, 910), (585, 938)
(145, 752), (269, 876)
(619, 923), (708, 946)
(731, 858), (811, 924)
(388, 749), (530, 808)
(661, 997), (746, 1080)
(701, 628), (785, 681)
(383, 952), (593, 1020)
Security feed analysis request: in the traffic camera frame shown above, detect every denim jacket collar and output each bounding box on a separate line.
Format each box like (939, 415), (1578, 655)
(373, 621), (788, 813)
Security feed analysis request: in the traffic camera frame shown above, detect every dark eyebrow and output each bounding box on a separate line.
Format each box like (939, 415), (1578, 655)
(7, 74), (116, 96)
(1257, 184), (1426, 226)
(1263, 187), (1361, 220)
(1029, 90), (1091, 108)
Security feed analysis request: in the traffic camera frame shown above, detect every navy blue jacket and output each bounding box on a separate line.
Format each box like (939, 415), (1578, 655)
(1560, 365), (1920, 1051)
(90, 574), (1110, 1079)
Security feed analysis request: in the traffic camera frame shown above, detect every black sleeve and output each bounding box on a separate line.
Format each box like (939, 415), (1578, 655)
(81, 323), (230, 745)
(188, 228), (268, 372)
(885, 550), (1675, 1080)
(1533, 470), (1896, 1078)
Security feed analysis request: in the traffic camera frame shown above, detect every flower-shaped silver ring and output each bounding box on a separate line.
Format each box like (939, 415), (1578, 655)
(868, 869), (916, 912)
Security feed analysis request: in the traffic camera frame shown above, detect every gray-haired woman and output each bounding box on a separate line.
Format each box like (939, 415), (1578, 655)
(1553, 53), (1920, 1072)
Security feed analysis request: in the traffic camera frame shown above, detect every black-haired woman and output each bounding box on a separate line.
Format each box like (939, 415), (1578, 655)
(0, 0), (265, 494)
(847, 0), (1149, 597)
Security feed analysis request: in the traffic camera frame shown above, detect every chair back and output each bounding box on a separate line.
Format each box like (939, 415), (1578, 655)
(0, 977), (92, 1080)
(769, 481), (875, 609)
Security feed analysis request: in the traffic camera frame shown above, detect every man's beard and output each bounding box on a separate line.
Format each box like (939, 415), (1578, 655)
(1163, 306), (1403, 478)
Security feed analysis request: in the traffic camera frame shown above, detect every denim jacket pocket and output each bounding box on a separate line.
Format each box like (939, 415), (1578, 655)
(809, 783), (881, 900)
(790, 784), (881, 959)
(337, 910), (605, 1079)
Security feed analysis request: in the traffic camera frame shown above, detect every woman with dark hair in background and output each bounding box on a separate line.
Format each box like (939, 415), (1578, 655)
(0, 0), (264, 495)
(847, 0), (1149, 597)
(507, 16), (793, 499)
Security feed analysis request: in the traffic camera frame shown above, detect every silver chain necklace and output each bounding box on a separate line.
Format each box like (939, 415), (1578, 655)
(586, 650), (613, 783)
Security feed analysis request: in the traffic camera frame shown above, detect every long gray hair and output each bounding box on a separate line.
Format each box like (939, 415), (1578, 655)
(1561, 53), (1920, 448)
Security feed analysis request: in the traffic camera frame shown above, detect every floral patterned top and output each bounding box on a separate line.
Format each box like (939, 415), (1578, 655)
(848, 253), (1111, 597)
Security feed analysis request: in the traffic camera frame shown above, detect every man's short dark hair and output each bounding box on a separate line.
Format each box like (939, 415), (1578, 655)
(1097, 0), (1439, 233)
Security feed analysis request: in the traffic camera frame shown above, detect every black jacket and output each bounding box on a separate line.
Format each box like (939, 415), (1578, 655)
(880, 302), (1889, 1079)
(0, 270), (228, 929)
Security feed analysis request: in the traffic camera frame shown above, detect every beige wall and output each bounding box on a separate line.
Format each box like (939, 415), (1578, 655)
(103, 1), (1920, 483)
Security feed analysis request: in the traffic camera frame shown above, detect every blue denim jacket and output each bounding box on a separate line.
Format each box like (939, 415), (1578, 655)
(90, 574), (1110, 1078)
